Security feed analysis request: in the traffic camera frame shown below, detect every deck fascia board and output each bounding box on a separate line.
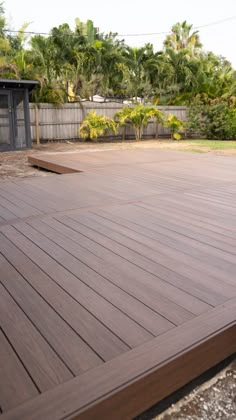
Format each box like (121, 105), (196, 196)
(2, 298), (236, 420)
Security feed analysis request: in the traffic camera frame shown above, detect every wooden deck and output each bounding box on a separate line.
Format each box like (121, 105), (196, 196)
(0, 149), (236, 419)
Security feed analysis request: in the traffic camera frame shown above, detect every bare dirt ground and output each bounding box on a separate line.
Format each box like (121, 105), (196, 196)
(0, 139), (236, 181)
(0, 140), (235, 419)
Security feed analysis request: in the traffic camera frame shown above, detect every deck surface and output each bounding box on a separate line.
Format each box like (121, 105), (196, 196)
(0, 149), (236, 419)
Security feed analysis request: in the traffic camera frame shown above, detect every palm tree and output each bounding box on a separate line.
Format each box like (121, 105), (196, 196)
(94, 33), (126, 98)
(162, 22), (203, 103)
(123, 45), (154, 101)
(164, 21), (202, 56)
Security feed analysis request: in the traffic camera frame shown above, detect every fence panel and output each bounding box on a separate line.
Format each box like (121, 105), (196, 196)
(29, 103), (187, 142)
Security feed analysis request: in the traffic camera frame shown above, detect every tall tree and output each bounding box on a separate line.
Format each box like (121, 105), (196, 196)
(164, 21), (202, 56)
(1, 11), (234, 105)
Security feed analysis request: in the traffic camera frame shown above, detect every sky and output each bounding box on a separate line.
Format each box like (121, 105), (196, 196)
(4, 0), (236, 67)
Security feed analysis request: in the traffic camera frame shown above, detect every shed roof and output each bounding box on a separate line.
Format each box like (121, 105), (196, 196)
(0, 79), (38, 91)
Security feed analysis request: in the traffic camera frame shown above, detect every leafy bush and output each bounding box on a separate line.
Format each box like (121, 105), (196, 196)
(187, 96), (236, 140)
(115, 105), (164, 140)
(80, 111), (117, 140)
(164, 114), (185, 140)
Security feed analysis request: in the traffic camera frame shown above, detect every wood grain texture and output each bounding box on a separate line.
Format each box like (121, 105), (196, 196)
(1, 149), (236, 418)
(2, 299), (236, 420)
(0, 330), (38, 413)
(0, 282), (73, 392)
(0, 245), (102, 373)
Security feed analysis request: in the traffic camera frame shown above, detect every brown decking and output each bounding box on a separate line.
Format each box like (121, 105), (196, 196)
(0, 149), (236, 419)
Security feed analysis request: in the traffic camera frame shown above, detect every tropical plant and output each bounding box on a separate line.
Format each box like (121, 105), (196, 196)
(115, 105), (164, 140)
(122, 45), (153, 101)
(165, 114), (185, 139)
(164, 21), (202, 56)
(79, 111), (117, 140)
(0, 6), (235, 106)
(187, 96), (236, 139)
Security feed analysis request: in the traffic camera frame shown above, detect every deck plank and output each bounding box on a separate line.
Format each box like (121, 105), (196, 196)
(104, 203), (236, 285)
(92, 204), (236, 283)
(0, 281), (72, 392)
(0, 330), (39, 414)
(25, 217), (174, 336)
(0, 227), (130, 361)
(0, 149), (236, 419)
(1, 222), (154, 348)
(81, 209), (236, 295)
(2, 298), (235, 420)
(0, 243), (102, 373)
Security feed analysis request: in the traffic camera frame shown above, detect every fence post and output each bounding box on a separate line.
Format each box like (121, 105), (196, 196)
(35, 103), (40, 145)
(155, 122), (159, 139)
(122, 126), (126, 141)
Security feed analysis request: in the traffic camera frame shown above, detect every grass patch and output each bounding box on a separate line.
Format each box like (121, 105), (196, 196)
(182, 140), (236, 150)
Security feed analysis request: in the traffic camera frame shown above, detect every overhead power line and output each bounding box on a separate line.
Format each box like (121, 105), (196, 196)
(117, 16), (236, 37)
(3, 15), (236, 38)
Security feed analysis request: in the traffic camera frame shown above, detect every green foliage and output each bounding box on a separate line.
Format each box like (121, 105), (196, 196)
(187, 96), (236, 139)
(165, 114), (185, 139)
(115, 105), (164, 140)
(164, 21), (202, 54)
(0, 9), (235, 105)
(75, 19), (98, 45)
(79, 111), (117, 140)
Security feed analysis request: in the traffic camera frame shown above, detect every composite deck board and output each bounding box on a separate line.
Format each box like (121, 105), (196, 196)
(105, 204), (236, 283)
(92, 207), (236, 292)
(185, 190), (236, 208)
(55, 213), (234, 303)
(0, 182), (55, 215)
(135, 201), (236, 245)
(0, 330), (39, 413)
(0, 240), (102, 373)
(0, 187), (43, 217)
(6, 220), (195, 325)
(24, 218), (174, 336)
(0, 281), (72, 391)
(62, 214), (228, 308)
(86, 208), (236, 300)
(1, 149), (236, 419)
(126, 204), (236, 261)
(2, 222), (154, 349)
(93, 202), (236, 255)
(143, 194), (236, 234)
(0, 225), (131, 361)
(152, 193), (236, 223)
(39, 216), (191, 328)
(87, 207), (236, 271)
(0, 203), (17, 222)
(53, 215), (204, 322)
(0, 195), (39, 219)
(41, 215), (217, 310)
(26, 217), (211, 316)
(2, 299), (235, 420)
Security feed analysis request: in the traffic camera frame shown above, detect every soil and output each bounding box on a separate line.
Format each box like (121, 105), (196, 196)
(0, 140), (235, 419)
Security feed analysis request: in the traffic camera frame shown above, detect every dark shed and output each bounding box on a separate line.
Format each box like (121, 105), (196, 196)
(0, 79), (38, 151)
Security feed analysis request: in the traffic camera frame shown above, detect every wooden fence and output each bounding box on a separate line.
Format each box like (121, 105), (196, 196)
(29, 102), (187, 143)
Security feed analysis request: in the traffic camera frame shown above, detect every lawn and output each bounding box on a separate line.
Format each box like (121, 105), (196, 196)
(181, 140), (236, 150)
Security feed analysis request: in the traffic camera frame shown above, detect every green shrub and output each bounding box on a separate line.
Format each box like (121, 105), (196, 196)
(115, 105), (164, 141)
(80, 111), (117, 140)
(187, 96), (236, 140)
(164, 114), (185, 140)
